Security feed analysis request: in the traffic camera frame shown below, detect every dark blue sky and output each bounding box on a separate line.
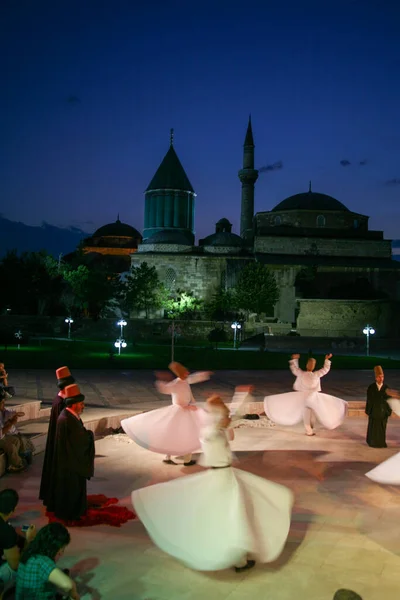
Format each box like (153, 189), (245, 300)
(1, 0), (400, 242)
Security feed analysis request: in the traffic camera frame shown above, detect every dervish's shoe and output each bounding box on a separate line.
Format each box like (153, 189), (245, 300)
(183, 460), (197, 466)
(235, 560), (256, 573)
(162, 459), (177, 465)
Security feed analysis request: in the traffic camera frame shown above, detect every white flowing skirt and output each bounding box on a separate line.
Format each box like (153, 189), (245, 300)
(264, 391), (347, 430)
(388, 398), (400, 417)
(132, 467), (294, 571)
(365, 451), (400, 485)
(121, 405), (204, 455)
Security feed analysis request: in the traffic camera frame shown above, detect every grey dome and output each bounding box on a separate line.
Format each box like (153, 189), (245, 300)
(273, 191), (349, 212)
(202, 231), (244, 247)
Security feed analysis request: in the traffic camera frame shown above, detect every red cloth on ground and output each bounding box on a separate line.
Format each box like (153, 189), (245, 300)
(46, 495), (136, 527)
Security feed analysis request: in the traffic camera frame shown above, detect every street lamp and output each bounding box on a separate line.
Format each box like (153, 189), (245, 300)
(114, 338), (127, 355)
(117, 319), (127, 338)
(231, 321), (242, 349)
(363, 324), (375, 357)
(15, 330), (22, 350)
(65, 317), (74, 339)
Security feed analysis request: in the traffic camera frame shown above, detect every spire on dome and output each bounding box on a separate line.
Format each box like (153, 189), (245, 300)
(308, 181), (312, 193)
(244, 115), (254, 146)
(117, 213), (120, 222)
(170, 128), (174, 147)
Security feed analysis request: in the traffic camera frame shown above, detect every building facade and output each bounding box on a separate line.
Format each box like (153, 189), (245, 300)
(129, 121), (400, 336)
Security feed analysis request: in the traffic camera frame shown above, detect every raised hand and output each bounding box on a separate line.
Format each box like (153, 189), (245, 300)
(325, 353), (333, 360)
(291, 354), (300, 359)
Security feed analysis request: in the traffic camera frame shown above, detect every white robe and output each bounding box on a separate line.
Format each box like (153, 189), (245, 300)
(264, 359), (347, 430)
(121, 372), (210, 455)
(365, 451), (400, 485)
(131, 422), (294, 571)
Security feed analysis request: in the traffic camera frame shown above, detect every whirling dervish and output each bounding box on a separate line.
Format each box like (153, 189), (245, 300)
(131, 391), (294, 573)
(264, 353), (347, 435)
(121, 362), (212, 466)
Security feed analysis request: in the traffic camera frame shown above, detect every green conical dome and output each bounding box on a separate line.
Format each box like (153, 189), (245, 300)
(146, 145), (194, 193)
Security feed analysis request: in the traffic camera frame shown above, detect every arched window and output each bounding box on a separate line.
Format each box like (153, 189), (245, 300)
(165, 268), (176, 290)
(274, 215), (282, 226)
(353, 219), (359, 229)
(316, 215), (325, 227)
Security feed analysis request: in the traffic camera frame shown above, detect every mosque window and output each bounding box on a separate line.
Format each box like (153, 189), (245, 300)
(353, 219), (359, 229)
(165, 268), (176, 290)
(274, 216), (282, 226)
(316, 215), (326, 227)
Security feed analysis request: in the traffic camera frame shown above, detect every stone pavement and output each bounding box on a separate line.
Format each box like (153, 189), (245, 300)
(6, 417), (400, 600)
(9, 368), (400, 408)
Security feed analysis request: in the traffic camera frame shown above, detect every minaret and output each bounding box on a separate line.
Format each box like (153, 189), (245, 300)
(238, 116), (259, 239)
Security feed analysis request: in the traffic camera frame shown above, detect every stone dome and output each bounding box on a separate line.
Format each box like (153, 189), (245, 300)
(272, 191), (349, 212)
(93, 219), (141, 238)
(201, 231), (243, 247)
(142, 229), (193, 245)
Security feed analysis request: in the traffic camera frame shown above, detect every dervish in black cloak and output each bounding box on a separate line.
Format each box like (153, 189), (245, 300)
(48, 384), (95, 521)
(365, 365), (392, 448)
(39, 366), (75, 506)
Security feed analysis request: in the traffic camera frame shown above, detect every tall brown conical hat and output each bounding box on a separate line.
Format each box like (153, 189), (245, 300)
(55, 366), (75, 390)
(169, 362), (188, 379)
(374, 365), (384, 377)
(64, 384), (85, 406)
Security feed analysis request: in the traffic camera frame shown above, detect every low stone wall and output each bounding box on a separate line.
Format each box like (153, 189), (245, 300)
(297, 299), (398, 338)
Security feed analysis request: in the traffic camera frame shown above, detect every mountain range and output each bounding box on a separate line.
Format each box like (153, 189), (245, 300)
(0, 216), (88, 258)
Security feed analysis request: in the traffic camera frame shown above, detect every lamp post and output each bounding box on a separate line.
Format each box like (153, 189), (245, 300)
(231, 321), (242, 349)
(117, 319), (127, 339)
(114, 338), (127, 356)
(65, 317), (74, 339)
(362, 324), (375, 357)
(15, 330), (22, 350)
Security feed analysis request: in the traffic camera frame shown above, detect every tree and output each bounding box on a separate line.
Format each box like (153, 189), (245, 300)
(207, 327), (227, 349)
(204, 286), (239, 322)
(162, 289), (203, 320)
(121, 262), (166, 318)
(45, 256), (120, 319)
(234, 262), (279, 317)
(0, 251), (64, 315)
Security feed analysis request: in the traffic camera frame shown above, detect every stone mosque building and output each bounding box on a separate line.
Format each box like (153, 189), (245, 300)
(91, 119), (400, 336)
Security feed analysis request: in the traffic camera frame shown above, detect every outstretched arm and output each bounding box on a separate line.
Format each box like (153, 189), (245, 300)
(187, 371), (213, 385)
(289, 356), (302, 377)
(314, 356), (332, 378)
(155, 379), (177, 395)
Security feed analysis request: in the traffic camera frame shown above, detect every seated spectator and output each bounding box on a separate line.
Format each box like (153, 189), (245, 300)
(0, 489), (36, 591)
(16, 522), (79, 600)
(0, 363), (12, 398)
(333, 590), (363, 600)
(0, 391), (34, 466)
(0, 363), (8, 388)
(0, 395), (25, 473)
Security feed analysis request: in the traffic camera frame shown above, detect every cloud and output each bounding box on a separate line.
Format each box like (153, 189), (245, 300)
(385, 178), (400, 186)
(340, 159), (351, 167)
(258, 161), (283, 173)
(359, 159), (367, 166)
(67, 95), (80, 104)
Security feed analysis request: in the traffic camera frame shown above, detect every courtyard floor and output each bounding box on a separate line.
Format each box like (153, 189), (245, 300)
(6, 415), (400, 600)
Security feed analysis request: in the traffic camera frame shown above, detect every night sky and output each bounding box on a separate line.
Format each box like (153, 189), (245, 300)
(1, 0), (400, 244)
